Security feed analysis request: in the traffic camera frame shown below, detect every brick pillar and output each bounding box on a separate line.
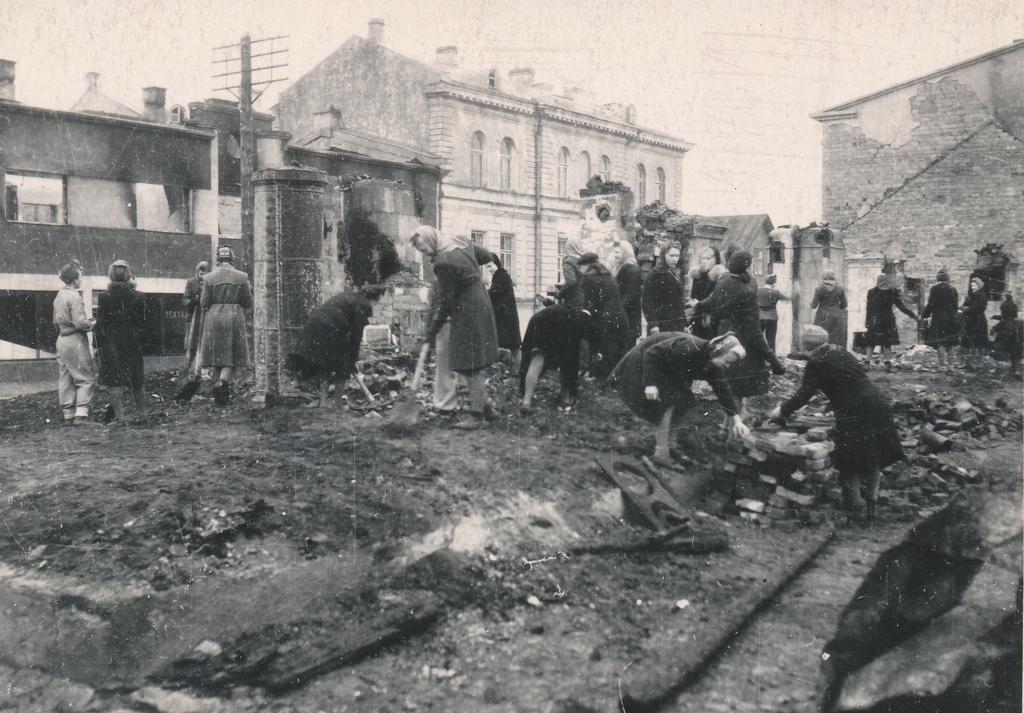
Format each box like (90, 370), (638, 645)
(252, 167), (328, 403)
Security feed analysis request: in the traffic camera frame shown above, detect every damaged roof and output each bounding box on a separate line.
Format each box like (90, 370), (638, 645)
(708, 214), (775, 251)
(298, 125), (443, 167)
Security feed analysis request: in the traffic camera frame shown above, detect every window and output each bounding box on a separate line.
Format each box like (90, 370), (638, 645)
(769, 240), (785, 264)
(488, 70), (497, 89)
(556, 147), (570, 197)
(600, 155), (611, 182)
(579, 151), (592, 184)
(500, 138), (515, 192)
(67, 177), (134, 229)
(656, 167), (666, 203)
(635, 163), (647, 205)
(557, 232), (568, 283)
(470, 131), (485, 187)
(4, 173), (65, 224)
(134, 183), (191, 233)
(471, 230), (485, 246)
(500, 233), (514, 273)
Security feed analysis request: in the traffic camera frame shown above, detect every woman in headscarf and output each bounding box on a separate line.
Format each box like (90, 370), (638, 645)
(770, 325), (904, 523)
(183, 260), (209, 374)
(642, 243), (688, 335)
(577, 253), (631, 383)
(557, 235), (586, 310)
(484, 253), (522, 366)
(610, 241), (642, 342)
(95, 260), (148, 424)
(865, 273), (919, 370)
(519, 303), (593, 412)
(612, 332), (751, 463)
(811, 271), (848, 347)
(688, 246), (725, 339)
(695, 250), (786, 416)
(920, 268), (959, 371)
(413, 225), (499, 429)
(958, 273), (989, 370)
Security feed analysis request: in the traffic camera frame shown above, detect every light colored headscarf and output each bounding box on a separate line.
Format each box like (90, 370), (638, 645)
(709, 332), (746, 361)
(195, 260), (210, 278)
(411, 225), (461, 257)
(610, 241), (637, 277)
(564, 235), (585, 260)
(800, 324), (829, 352)
(876, 273), (892, 290)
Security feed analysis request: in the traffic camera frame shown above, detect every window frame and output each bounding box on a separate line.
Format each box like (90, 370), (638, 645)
(556, 147), (570, 197)
(3, 170), (68, 225)
(470, 229), (486, 247)
(599, 155), (611, 182)
(499, 232), (514, 274)
(557, 232), (568, 283)
(500, 138), (515, 192)
(579, 151), (592, 185)
(656, 167), (666, 203)
(470, 131), (486, 188)
(635, 163), (647, 205)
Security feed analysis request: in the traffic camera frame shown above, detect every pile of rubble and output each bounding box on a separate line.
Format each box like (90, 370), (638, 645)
(894, 393), (1022, 445)
(713, 427), (834, 523)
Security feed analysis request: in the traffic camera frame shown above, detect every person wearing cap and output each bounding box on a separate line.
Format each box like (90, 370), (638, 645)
(865, 273), (919, 370)
(811, 271), (848, 347)
(693, 250), (786, 417)
(757, 274), (789, 352)
(197, 246), (253, 405)
(920, 268), (959, 371)
(53, 263), (99, 426)
(958, 273), (989, 371)
(95, 260), (148, 424)
(612, 331), (750, 463)
(770, 325), (904, 523)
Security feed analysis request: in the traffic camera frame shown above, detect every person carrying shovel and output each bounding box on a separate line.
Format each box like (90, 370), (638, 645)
(409, 226), (498, 430)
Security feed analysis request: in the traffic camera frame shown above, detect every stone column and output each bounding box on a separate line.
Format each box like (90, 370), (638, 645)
(252, 167), (329, 403)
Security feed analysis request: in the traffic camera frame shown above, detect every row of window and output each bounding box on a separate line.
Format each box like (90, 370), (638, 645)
(468, 132), (668, 203)
(2, 171), (193, 233)
(469, 229), (515, 271)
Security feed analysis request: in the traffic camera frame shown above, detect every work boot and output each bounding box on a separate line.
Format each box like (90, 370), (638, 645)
(174, 379), (201, 403)
(212, 381), (230, 406)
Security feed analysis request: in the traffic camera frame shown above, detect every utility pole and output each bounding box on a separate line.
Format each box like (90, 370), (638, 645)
(211, 34), (289, 279)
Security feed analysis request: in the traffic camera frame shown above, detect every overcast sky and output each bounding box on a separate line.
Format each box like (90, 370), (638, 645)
(2, 0), (1021, 222)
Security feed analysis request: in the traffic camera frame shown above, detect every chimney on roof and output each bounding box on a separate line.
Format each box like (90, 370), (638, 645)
(436, 46), (458, 69)
(313, 105), (343, 137)
(0, 59), (14, 101)
(86, 71), (99, 90)
(368, 18), (385, 45)
(143, 86), (167, 123)
(509, 67), (535, 85)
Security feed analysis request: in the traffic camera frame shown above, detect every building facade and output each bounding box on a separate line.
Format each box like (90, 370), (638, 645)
(274, 20), (691, 307)
(813, 41), (1024, 347)
(0, 63), (218, 364)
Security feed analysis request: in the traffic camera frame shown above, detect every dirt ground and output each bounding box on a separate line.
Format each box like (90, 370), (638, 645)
(0, 352), (1020, 712)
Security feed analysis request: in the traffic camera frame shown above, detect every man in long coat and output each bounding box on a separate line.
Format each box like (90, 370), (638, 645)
(199, 246), (252, 405)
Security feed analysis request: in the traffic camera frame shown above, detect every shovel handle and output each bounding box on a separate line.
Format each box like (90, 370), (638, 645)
(410, 346), (430, 392)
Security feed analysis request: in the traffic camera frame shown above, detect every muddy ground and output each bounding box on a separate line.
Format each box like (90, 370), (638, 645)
(0, 352), (1020, 712)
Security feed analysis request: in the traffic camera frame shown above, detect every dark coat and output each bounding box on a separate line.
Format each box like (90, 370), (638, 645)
(642, 265), (687, 334)
(519, 304), (592, 397)
(689, 269), (719, 339)
(781, 345), (903, 474)
(811, 285), (848, 346)
(615, 263), (643, 341)
(557, 257), (585, 309)
(921, 282), (960, 348)
(865, 288), (916, 347)
(425, 244), (498, 372)
(612, 332), (738, 425)
(960, 288), (989, 350)
(488, 265), (522, 350)
(579, 260), (631, 380)
(698, 273), (777, 397)
(287, 292), (375, 382)
(183, 275), (204, 367)
(95, 283), (146, 389)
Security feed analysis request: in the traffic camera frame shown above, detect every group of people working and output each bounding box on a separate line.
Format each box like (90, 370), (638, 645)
(52, 246), (253, 425)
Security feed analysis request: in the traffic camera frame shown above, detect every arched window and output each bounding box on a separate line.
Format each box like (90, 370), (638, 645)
(500, 138), (515, 192)
(656, 167), (666, 203)
(470, 131), (485, 187)
(635, 163), (647, 205)
(556, 147), (570, 197)
(600, 155), (611, 182)
(579, 151), (592, 184)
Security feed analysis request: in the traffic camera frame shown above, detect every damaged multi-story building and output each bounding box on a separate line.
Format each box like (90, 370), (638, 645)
(272, 19), (692, 315)
(813, 40), (1024, 347)
(0, 60), (441, 375)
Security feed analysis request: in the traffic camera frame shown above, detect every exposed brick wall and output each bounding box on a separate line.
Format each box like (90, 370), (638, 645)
(822, 77), (993, 230)
(842, 122), (1024, 343)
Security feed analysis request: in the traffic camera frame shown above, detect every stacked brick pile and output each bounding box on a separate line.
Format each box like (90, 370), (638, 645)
(895, 393), (1023, 443)
(714, 429), (834, 522)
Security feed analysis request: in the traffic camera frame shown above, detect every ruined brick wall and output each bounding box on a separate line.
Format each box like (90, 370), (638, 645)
(842, 122), (1024, 344)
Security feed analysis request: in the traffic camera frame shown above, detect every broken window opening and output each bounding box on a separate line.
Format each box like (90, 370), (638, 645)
(3, 172), (66, 224)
